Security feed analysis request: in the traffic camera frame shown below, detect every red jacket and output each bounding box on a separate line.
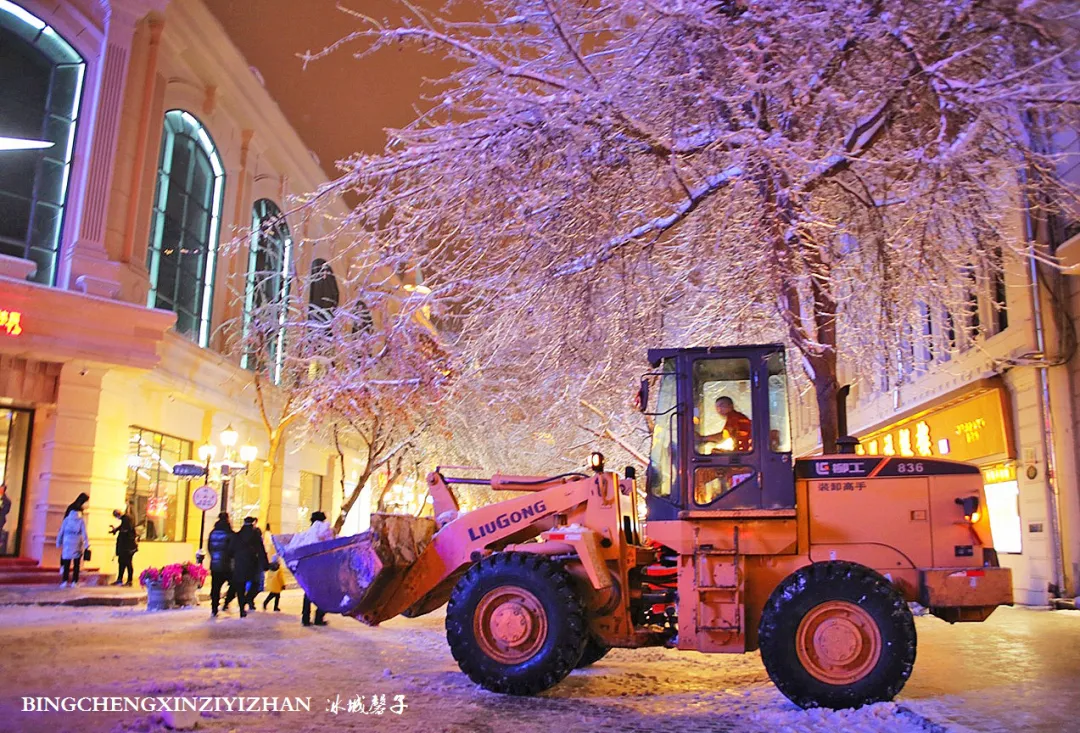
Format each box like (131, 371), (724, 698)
(721, 410), (752, 452)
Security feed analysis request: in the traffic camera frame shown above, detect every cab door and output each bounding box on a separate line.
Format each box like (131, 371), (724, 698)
(681, 348), (795, 511)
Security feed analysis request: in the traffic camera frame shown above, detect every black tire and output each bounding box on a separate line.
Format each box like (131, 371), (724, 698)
(758, 561), (916, 710)
(446, 552), (587, 695)
(575, 636), (611, 668)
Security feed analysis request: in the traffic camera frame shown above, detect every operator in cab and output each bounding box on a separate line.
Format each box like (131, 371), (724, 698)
(699, 395), (752, 453)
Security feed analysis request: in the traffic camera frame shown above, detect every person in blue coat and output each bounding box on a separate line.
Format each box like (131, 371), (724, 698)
(206, 513), (234, 617)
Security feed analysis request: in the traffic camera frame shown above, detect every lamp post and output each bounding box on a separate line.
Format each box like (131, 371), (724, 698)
(197, 424), (257, 520)
(190, 428), (257, 565)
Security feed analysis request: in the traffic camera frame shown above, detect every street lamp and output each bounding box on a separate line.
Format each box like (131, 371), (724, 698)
(216, 426), (256, 515)
(188, 431), (258, 564)
(194, 426), (258, 515)
(220, 424), (238, 449)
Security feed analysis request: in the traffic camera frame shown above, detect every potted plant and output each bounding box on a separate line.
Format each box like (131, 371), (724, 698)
(140, 567), (175, 611)
(173, 562), (208, 607)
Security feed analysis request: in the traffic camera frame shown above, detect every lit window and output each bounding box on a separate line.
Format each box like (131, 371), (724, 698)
(298, 471), (324, 525)
(309, 258), (339, 321)
(0, 1), (84, 285)
(242, 199), (292, 381)
(125, 427), (193, 542)
(228, 461), (263, 530)
(146, 110), (225, 347)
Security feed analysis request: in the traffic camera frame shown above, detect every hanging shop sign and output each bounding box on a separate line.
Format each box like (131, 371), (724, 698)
(855, 383), (1014, 465)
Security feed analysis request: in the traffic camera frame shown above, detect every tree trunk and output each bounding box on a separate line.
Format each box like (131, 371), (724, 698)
(334, 469), (371, 534)
(810, 353), (840, 455)
(258, 429), (285, 528)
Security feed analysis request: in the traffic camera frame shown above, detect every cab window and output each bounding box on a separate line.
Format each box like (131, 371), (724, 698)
(646, 360), (678, 500)
(767, 351), (792, 453)
(694, 358), (753, 454)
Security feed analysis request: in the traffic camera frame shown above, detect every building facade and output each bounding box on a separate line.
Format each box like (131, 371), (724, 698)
(792, 195), (1080, 606)
(0, 0), (378, 576)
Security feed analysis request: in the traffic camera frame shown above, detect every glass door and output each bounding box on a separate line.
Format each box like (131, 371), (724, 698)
(0, 408), (32, 556)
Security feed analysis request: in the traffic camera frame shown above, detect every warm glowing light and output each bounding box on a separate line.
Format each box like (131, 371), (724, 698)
(0, 310), (23, 336)
(239, 443), (258, 463)
(198, 443), (216, 462)
(718, 437), (736, 452)
(969, 510), (981, 524)
(220, 424), (238, 448)
(984, 480), (1022, 553)
(0, 136), (53, 151)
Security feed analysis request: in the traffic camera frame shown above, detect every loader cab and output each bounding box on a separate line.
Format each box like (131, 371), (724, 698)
(644, 345), (795, 520)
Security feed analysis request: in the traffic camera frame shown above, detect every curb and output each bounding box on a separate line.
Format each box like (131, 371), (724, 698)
(0, 589), (213, 608)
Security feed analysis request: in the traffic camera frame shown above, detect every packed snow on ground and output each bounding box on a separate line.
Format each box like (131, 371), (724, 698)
(0, 592), (1076, 733)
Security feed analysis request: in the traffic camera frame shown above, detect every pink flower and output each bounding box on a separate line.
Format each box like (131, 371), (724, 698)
(139, 567), (161, 587)
(159, 564), (184, 590)
(182, 562), (209, 587)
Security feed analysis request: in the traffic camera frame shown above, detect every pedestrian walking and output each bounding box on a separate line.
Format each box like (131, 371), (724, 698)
(57, 493), (89, 588)
(230, 516), (268, 618)
(109, 508), (138, 586)
(301, 511), (334, 627)
(207, 513), (233, 617)
(263, 553), (285, 612)
(244, 521), (268, 611)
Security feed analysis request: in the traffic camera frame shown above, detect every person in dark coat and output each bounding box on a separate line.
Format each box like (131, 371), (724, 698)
(244, 521), (269, 611)
(109, 509), (138, 586)
(229, 517), (268, 618)
(207, 513), (234, 617)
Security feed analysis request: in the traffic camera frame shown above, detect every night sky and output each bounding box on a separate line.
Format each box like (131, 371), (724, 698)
(204, 0), (459, 176)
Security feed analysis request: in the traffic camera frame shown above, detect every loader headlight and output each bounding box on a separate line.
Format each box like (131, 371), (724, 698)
(956, 495), (980, 523)
(590, 452), (605, 473)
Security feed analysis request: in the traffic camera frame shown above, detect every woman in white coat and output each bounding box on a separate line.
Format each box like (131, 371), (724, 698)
(57, 492), (89, 587)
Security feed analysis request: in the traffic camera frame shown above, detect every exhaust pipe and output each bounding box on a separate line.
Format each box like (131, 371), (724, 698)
(835, 384), (860, 455)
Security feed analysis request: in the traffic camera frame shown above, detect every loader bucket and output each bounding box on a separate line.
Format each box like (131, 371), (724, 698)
(272, 513), (436, 625)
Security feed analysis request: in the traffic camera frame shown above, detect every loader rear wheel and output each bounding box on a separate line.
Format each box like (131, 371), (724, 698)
(758, 561), (916, 710)
(575, 637), (611, 668)
(446, 552), (587, 695)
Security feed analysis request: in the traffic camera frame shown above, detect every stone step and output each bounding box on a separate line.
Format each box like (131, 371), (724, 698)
(0, 557), (110, 586)
(0, 557), (39, 567)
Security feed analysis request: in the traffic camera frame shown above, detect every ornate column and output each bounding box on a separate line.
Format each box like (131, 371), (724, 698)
(57, 0), (159, 298)
(28, 364), (109, 565)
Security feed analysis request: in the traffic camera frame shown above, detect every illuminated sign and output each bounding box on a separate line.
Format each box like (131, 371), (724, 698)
(0, 309), (23, 336)
(982, 463), (1016, 484)
(857, 388), (1011, 464)
(983, 473), (1022, 554)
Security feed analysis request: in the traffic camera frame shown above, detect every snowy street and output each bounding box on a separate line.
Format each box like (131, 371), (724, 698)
(0, 591), (1076, 733)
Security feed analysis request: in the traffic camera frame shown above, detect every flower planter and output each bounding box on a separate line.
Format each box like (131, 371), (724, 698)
(174, 577), (198, 607)
(146, 580), (174, 611)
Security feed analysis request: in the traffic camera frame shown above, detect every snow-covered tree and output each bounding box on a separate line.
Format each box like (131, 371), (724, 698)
(225, 208), (450, 527)
(306, 0), (1080, 457)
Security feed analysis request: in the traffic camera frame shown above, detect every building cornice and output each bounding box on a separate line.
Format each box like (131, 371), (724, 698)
(0, 275), (175, 370)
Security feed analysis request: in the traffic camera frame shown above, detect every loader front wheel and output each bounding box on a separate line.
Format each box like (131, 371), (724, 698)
(758, 561), (916, 710)
(447, 552), (587, 695)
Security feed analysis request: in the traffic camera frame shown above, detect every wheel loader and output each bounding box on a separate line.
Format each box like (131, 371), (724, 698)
(276, 344), (1012, 709)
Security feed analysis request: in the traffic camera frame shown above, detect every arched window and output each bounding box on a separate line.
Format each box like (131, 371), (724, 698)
(352, 299), (374, 335)
(242, 198), (292, 380)
(146, 110), (225, 347)
(308, 258), (339, 322)
(0, 0), (85, 286)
